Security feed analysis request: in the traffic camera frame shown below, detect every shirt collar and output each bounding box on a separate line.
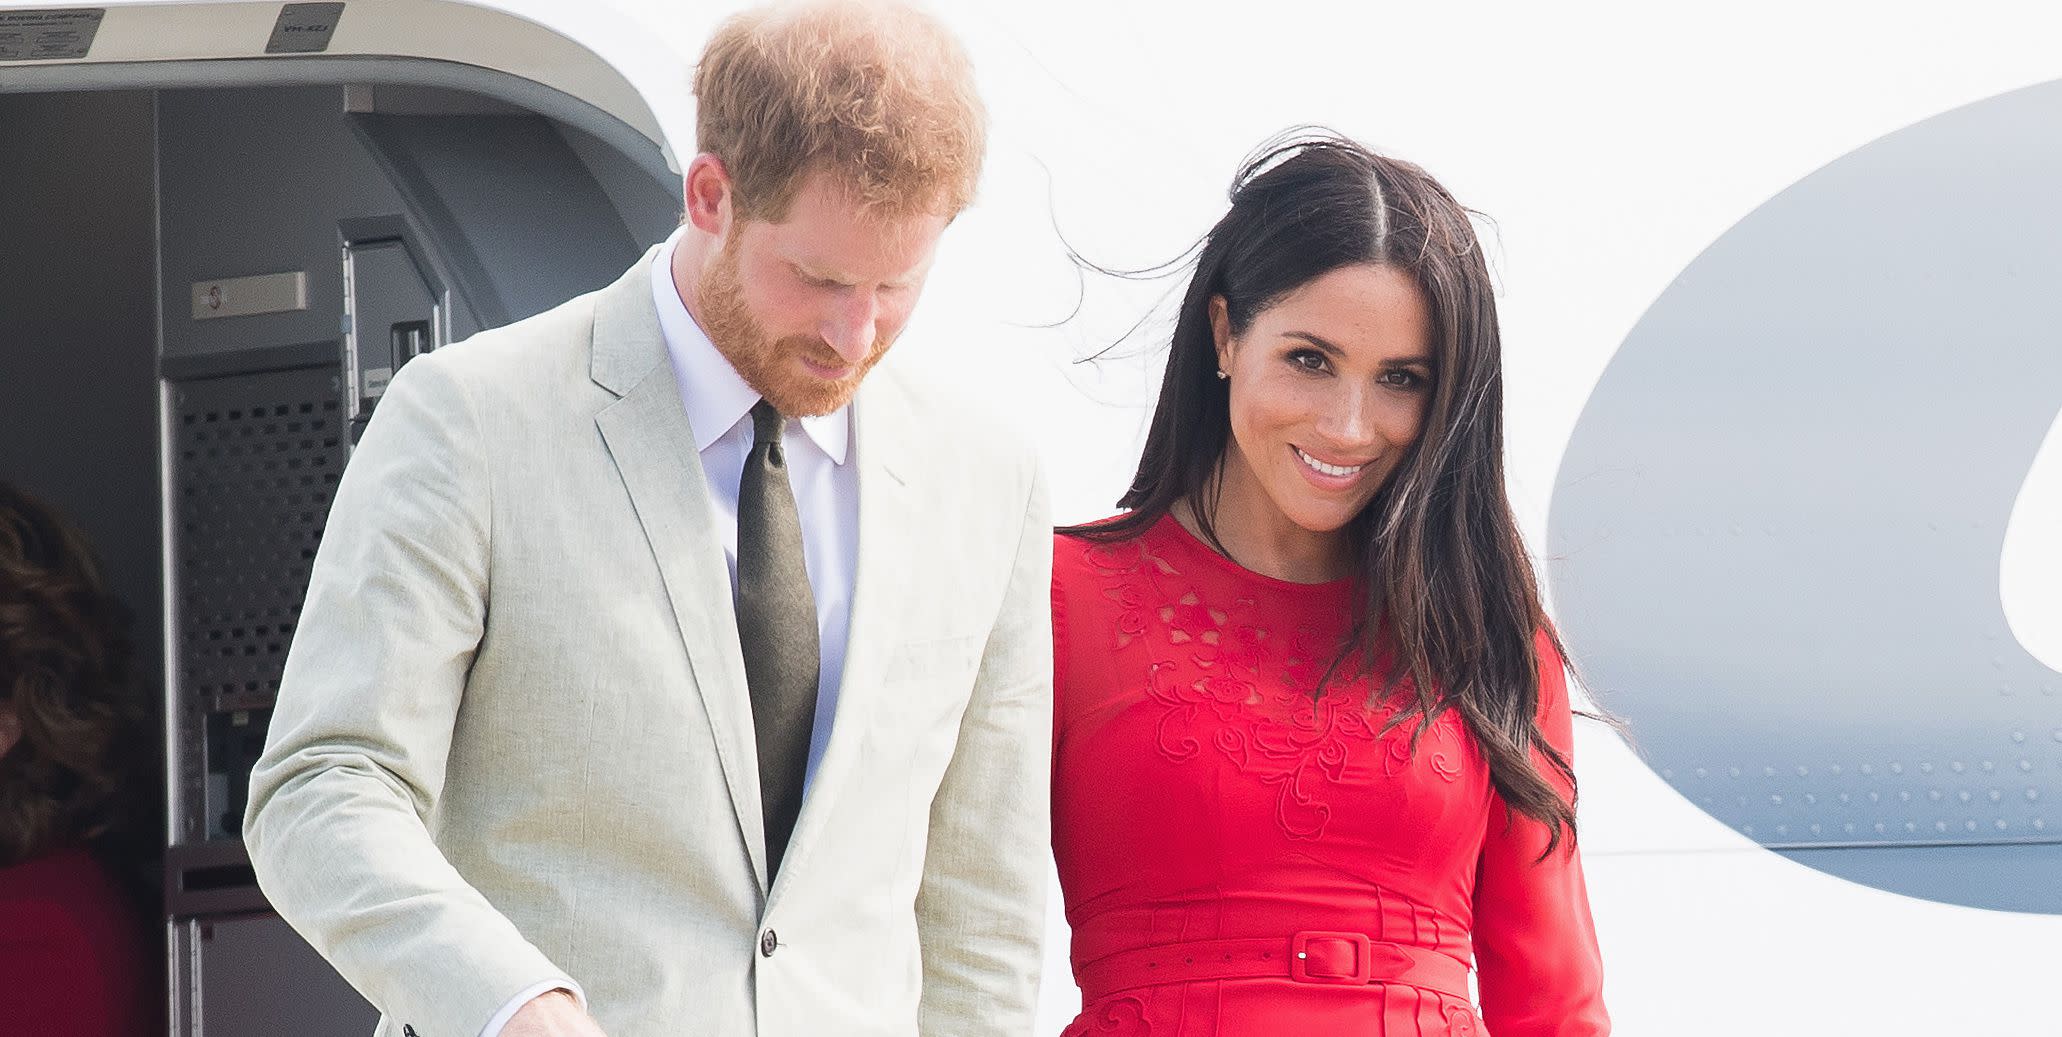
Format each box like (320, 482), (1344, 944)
(651, 227), (852, 464)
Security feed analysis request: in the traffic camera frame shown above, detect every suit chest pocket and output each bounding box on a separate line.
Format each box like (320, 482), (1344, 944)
(885, 632), (983, 682)
(878, 633), (983, 735)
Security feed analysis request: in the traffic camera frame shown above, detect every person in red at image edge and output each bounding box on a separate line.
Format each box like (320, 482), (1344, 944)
(1051, 134), (1610, 1036)
(0, 481), (157, 1037)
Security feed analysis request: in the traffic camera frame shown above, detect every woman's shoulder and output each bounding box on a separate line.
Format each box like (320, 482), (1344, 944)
(1052, 515), (1168, 645)
(1528, 626), (1583, 751)
(1053, 513), (1168, 586)
(1532, 628), (1569, 703)
(1054, 512), (1137, 541)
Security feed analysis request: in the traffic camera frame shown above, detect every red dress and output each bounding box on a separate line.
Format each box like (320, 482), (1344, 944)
(1051, 516), (1608, 1036)
(0, 844), (156, 1037)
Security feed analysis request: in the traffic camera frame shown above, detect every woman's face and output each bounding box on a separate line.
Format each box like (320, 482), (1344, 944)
(1212, 262), (1436, 538)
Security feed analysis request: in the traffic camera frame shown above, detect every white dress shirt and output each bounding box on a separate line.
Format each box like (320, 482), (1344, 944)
(480, 229), (858, 1036)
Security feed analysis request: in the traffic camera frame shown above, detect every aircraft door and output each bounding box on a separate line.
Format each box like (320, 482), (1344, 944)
(342, 228), (446, 442)
(4, 4), (680, 1029)
(148, 80), (672, 1037)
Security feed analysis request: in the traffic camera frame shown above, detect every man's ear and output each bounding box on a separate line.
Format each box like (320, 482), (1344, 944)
(682, 153), (734, 238)
(1209, 294), (1235, 373)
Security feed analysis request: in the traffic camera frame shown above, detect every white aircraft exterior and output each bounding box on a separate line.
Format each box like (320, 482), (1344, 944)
(2, 1), (2057, 1033)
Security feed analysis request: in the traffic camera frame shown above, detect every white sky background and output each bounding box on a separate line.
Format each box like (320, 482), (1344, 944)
(563, 1), (2062, 1031)
(592, 0), (2062, 559)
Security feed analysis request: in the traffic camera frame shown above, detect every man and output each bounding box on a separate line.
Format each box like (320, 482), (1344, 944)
(242, 4), (1050, 1035)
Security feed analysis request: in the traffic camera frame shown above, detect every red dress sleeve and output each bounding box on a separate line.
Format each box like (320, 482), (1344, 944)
(1471, 633), (1611, 1035)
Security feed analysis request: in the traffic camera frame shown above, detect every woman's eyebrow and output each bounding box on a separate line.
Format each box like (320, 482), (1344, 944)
(1281, 331), (1345, 357)
(1283, 330), (1433, 367)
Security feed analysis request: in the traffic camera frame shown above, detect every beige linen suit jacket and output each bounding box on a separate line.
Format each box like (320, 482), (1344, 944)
(243, 250), (1052, 1037)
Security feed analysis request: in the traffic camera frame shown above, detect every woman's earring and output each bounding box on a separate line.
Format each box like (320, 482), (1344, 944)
(1216, 369), (1229, 380)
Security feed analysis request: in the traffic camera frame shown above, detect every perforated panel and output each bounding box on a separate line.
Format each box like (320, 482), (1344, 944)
(171, 364), (344, 841)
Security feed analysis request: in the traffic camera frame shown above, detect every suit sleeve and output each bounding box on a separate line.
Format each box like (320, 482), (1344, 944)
(243, 354), (577, 1037)
(1471, 633), (1611, 1036)
(913, 456), (1054, 1036)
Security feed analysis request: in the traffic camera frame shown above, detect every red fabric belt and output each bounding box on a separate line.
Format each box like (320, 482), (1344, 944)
(1076, 931), (1471, 1003)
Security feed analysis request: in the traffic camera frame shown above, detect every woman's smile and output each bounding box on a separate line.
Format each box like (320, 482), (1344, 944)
(1292, 444), (1373, 486)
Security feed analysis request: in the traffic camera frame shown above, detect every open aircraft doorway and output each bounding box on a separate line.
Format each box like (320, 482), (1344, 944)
(1, 4), (681, 1031)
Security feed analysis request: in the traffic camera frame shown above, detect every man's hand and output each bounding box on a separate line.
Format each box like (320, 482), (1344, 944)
(502, 990), (606, 1037)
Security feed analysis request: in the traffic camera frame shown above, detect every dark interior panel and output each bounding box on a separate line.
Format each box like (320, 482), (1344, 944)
(0, 88), (165, 701)
(1, 74), (678, 1036)
(350, 109), (649, 327)
(0, 85), (169, 1037)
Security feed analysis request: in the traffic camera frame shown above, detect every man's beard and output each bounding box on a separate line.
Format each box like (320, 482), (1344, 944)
(696, 243), (892, 417)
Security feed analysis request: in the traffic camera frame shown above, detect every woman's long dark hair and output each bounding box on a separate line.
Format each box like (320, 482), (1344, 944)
(0, 481), (148, 868)
(1061, 131), (1580, 855)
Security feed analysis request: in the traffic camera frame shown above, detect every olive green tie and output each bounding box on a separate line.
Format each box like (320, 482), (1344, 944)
(736, 399), (818, 879)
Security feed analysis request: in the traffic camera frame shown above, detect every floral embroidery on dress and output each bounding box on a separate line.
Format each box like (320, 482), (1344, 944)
(1061, 995), (1151, 1037)
(1375, 696), (1467, 785)
(1438, 996), (1481, 1036)
(1148, 654), (1387, 839)
(1104, 580), (1154, 651)
(1163, 596), (1222, 645)
(1196, 615), (1265, 674)
(1086, 539), (1177, 652)
(1086, 532), (1473, 839)
(1280, 624), (1336, 695)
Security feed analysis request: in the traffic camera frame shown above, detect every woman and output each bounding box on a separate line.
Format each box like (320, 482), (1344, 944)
(1052, 135), (1609, 1035)
(0, 482), (157, 1036)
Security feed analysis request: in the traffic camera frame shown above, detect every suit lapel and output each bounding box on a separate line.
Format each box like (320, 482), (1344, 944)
(590, 252), (769, 893)
(768, 371), (919, 904)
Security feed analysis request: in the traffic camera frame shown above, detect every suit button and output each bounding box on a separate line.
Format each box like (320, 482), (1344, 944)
(760, 929), (779, 957)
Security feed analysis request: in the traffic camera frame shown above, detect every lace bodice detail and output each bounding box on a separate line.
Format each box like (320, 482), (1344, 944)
(1050, 515), (1609, 1037)
(1071, 532), (1470, 844)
